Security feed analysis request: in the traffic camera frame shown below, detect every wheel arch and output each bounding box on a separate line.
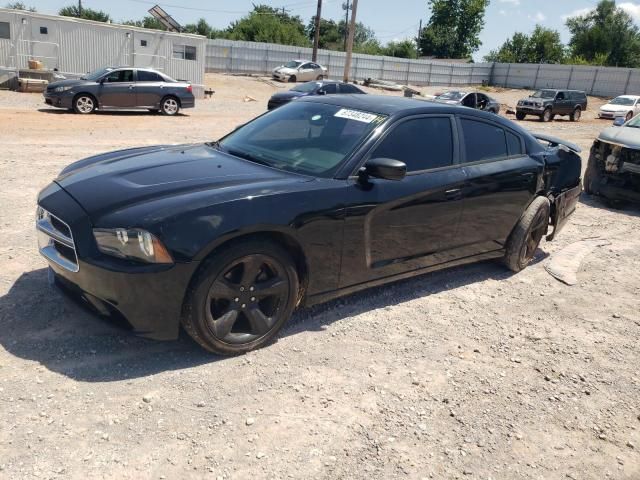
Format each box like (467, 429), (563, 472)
(161, 94), (181, 107)
(185, 229), (310, 309)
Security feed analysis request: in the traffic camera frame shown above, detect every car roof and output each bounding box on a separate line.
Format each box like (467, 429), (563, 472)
(614, 95), (640, 99)
(300, 94), (498, 117)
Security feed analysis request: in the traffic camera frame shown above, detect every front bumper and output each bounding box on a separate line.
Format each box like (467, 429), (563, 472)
(516, 106), (545, 115)
(43, 91), (74, 109)
(37, 183), (198, 340)
(272, 72), (291, 82)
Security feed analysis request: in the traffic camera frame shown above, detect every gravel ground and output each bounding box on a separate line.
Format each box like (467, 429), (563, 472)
(0, 73), (639, 480)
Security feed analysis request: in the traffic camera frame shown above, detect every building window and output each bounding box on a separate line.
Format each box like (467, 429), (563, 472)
(140, 39), (147, 47)
(39, 26), (48, 35)
(0, 22), (10, 39)
(172, 44), (197, 61)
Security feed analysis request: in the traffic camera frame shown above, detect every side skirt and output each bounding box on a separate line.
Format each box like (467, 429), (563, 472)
(304, 249), (505, 307)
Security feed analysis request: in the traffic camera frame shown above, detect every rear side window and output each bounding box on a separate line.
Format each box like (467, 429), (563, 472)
(340, 84), (362, 94)
(370, 117), (453, 172)
(137, 70), (163, 82)
(506, 131), (523, 156)
(461, 119), (508, 162)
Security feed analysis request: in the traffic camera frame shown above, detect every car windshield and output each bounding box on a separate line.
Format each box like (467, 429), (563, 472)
(82, 67), (114, 81)
(610, 97), (636, 106)
(217, 102), (386, 177)
(292, 82), (321, 93)
(531, 90), (556, 99)
(626, 114), (640, 128)
(437, 92), (464, 100)
(284, 61), (302, 69)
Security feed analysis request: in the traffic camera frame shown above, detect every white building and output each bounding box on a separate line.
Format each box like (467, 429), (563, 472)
(0, 8), (206, 95)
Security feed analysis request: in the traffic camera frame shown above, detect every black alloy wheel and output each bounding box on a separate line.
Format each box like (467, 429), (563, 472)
(182, 240), (299, 355)
(205, 254), (289, 344)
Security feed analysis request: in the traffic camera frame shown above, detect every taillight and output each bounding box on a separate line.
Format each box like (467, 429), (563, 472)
(186, 84), (192, 93)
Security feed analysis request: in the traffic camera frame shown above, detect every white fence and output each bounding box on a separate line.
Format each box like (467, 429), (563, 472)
(206, 39), (640, 97)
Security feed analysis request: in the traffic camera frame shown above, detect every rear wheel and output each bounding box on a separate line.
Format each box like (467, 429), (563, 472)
(160, 96), (180, 116)
(503, 196), (550, 273)
(541, 108), (553, 122)
(515, 112), (526, 121)
(73, 94), (96, 114)
(570, 106), (582, 122)
(181, 239), (299, 355)
(316, 74), (324, 80)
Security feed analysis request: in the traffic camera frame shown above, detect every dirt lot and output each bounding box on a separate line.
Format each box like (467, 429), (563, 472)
(0, 73), (639, 480)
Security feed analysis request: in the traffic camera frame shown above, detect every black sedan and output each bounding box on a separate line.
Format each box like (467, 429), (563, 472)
(37, 95), (582, 355)
(267, 80), (365, 110)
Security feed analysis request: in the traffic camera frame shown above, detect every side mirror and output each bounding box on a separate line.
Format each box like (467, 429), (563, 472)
(361, 158), (407, 181)
(317, 90), (326, 95)
(99, 77), (106, 84)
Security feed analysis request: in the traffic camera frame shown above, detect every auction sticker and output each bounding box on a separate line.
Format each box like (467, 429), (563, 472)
(334, 108), (379, 123)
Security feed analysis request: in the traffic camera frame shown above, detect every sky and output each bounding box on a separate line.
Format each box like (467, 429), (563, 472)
(14, 0), (640, 60)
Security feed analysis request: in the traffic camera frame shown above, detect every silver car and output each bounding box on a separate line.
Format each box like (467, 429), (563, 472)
(43, 67), (195, 116)
(272, 60), (328, 83)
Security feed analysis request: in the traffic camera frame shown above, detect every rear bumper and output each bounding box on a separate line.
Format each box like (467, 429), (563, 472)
(547, 183), (581, 241)
(180, 96), (195, 109)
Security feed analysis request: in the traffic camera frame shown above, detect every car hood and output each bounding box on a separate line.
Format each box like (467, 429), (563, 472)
(47, 78), (88, 89)
(522, 96), (547, 103)
(273, 67), (298, 75)
(598, 126), (640, 148)
(55, 144), (308, 223)
(600, 103), (634, 112)
(270, 90), (305, 101)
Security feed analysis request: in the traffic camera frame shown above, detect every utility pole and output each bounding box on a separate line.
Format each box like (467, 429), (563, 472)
(78, 0), (82, 17)
(417, 19), (422, 58)
(343, 0), (358, 82)
(342, 0), (350, 51)
(312, 0), (322, 62)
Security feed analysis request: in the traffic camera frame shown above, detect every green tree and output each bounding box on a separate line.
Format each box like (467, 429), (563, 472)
(226, 5), (309, 46)
(5, 2), (36, 11)
(59, 5), (111, 22)
(419, 0), (490, 58)
(566, 0), (640, 67)
(306, 17), (379, 51)
(121, 16), (167, 31)
(484, 26), (564, 63)
(383, 40), (418, 59)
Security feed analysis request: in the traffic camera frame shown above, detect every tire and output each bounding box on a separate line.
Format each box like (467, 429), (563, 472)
(288, 75), (297, 83)
(541, 108), (552, 122)
(181, 239), (300, 355)
(73, 94), (96, 114)
(503, 196), (550, 273)
(583, 153), (601, 195)
(625, 111), (634, 122)
(570, 106), (582, 122)
(316, 75), (324, 80)
(515, 112), (526, 121)
(160, 96), (180, 116)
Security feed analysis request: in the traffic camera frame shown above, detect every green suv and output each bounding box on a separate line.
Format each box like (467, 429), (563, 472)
(516, 89), (588, 122)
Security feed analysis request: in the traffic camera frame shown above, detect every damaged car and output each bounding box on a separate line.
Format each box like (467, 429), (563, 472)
(584, 114), (640, 205)
(272, 60), (328, 83)
(36, 96), (581, 355)
(433, 91), (500, 114)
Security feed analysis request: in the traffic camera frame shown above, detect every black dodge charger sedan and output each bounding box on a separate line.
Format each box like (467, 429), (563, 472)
(37, 95), (582, 354)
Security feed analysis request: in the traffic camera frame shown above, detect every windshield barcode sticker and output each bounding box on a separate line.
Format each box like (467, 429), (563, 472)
(334, 108), (378, 123)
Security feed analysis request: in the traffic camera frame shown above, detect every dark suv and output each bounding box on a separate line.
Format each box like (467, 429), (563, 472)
(516, 89), (587, 122)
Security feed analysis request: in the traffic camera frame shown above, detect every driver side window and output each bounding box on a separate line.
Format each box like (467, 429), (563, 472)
(105, 70), (133, 83)
(370, 117), (454, 173)
(556, 92), (565, 100)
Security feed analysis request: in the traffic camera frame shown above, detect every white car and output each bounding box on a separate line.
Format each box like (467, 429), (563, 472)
(598, 95), (640, 122)
(272, 60), (328, 83)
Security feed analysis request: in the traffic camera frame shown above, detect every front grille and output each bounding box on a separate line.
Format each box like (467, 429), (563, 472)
(36, 207), (79, 272)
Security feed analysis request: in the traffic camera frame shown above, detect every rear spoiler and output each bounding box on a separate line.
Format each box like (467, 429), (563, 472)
(532, 133), (582, 154)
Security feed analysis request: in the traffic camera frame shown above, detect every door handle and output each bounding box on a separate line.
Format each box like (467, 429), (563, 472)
(445, 188), (462, 200)
(128, 85), (135, 89)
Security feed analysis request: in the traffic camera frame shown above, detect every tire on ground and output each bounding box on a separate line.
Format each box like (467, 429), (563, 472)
(503, 196), (550, 273)
(181, 239), (300, 355)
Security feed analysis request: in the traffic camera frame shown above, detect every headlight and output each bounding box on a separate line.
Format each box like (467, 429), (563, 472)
(517, 100), (523, 106)
(93, 228), (173, 264)
(53, 86), (73, 93)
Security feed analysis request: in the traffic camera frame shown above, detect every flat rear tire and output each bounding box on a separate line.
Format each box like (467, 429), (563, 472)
(503, 196), (550, 273)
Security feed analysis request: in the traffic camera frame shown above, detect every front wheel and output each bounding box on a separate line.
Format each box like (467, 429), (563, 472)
(73, 94), (96, 114)
(288, 75), (297, 83)
(503, 196), (550, 273)
(316, 74), (324, 80)
(515, 111), (526, 121)
(625, 111), (634, 122)
(160, 96), (180, 116)
(541, 108), (553, 122)
(583, 153), (601, 195)
(181, 239), (299, 355)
